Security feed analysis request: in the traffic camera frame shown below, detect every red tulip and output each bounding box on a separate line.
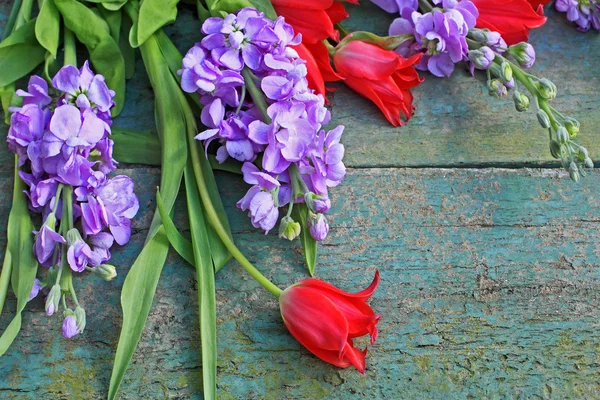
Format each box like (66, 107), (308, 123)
(333, 40), (423, 127)
(528, 0), (551, 9)
(473, 0), (547, 45)
(271, 0), (353, 43)
(294, 42), (341, 102)
(279, 271), (381, 373)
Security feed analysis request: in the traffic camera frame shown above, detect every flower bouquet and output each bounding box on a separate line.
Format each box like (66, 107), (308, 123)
(0, 0), (596, 397)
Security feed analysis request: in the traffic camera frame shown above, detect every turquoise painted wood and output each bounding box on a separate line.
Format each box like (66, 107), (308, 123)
(1, 2), (600, 399)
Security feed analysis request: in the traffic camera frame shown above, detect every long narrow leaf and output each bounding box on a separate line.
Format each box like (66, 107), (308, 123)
(156, 190), (194, 265)
(184, 164), (217, 400)
(0, 157), (39, 356)
(111, 126), (161, 166)
(292, 203), (317, 275)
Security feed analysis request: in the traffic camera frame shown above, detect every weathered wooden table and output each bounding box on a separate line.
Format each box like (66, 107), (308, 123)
(1, 2), (600, 399)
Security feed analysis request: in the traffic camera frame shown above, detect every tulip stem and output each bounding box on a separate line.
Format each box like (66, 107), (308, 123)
(241, 68), (271, 123)
(187, 123), (282, 298)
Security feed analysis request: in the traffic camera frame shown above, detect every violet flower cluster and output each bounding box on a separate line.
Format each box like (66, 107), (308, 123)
(6, 62), (139, 338)
(180, 8), (346, 242)
(556, 0), (600, 31)
(384, 0), (479, 77)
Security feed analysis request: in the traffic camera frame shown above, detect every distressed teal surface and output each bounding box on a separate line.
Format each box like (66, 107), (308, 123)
(1, 2), (600, 399)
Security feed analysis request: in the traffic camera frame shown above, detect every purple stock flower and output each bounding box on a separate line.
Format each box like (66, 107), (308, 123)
(34, 215), (66, 266)
(371, 0), (418, 13)
(88, 232), (114, 266)
(555, 0), (600, 31)
(67, 229), (93, 273)
(308, 213), (329, 241)
(52, 61), (115, 113)
(61, 315), (81, 338)
(389, 1), (478, 77)
(7, 104), (46, 166)
(305, 125), (346, 194)
(92, 175), (139, 245)
(28, 278), (43, 302)
(44, 105), (106, 157)
(15, 76), (51, 109)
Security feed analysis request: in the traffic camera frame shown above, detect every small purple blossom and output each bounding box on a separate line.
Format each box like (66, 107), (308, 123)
(308, 213), (329, 241)
(371, 0), (418, 13)
(555, 0), (600, 31)
(61, 315), (81, 339)
(28, 278), (43, 302)
(52, 61), (115, 113)
(34, 216), (66, 266)
(15, 76), (51, 109)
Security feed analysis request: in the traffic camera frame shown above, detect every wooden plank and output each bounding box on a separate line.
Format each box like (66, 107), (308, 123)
(0, 3), (599, 171)
(1, 167), (600, 398)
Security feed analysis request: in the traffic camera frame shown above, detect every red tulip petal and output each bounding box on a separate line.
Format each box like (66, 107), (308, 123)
(304, 42), (342, 82)
(300, 271), (381, 303)
(294, 43), (328, 101)
(341, 340), (368, 374)
(280, 286), (349, 352)
(325, 2), (349, 25)
(473, 0), (547, 45)
(274, 6), (337, 43)
(271, 0), (333, 9)
(334, 41), (401, 81)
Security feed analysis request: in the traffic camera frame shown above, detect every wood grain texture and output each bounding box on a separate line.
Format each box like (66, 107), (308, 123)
(1, 1), (600, 399)
(1, 167), (600, 398)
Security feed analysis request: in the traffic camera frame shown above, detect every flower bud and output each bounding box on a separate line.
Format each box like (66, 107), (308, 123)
(308, 213), (329, 241)
(75, 306), (86, 333)
(279, 216), (301, 241)
(468, 46), (495, 70)
(556, 126), (569, 144)
(487, 79), (507, 98)
(508, 42), (536, 68)
(569, 162), (580, 182)
(513, 90), (530, 112)
(305, 192), (331, 214)
(536, 78), (557, 100)
(469, 28), (489, 43)
(491, 61), (513, 83)
(92, 264), (117, 281)
(549, 140), (561, 159)
(585, 157), (594, 169)
(537, 110), (551, 129)
(45, 284), (61, 316)
(61, 314), (81, 339)
(564, 118), (580, 138)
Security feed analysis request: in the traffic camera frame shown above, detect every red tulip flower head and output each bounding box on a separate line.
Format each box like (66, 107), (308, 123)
(279, 271), (381, 373)
(333, 40), (423, 127)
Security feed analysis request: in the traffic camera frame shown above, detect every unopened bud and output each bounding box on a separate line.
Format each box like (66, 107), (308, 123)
(307, 213), (329, 241)
(279, 216), (301, 241)
(45, 284), (61, 316)
(585, 157), (594, 169)
(536, 78), (557, 100)
(469, 28), (488, 43)
(487, 79), (507, 98)
(508, 42), (536, 68)
(556, 126), (569, 144)
(468, 46), (495, 70)
(92, 264), (117, 281)
(513, 90), (530, 112)
(569, 162), (580, 182)
(492, 61), (513, 82)
(537, 110), (551, 129)
(75, 306), (86, 333)
(549, 140), (561, 159)
(66, 228), (83, 246)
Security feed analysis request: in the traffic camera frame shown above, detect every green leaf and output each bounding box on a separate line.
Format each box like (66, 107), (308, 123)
(35, 0), (61, 58)
(108, 33), (188, 400)
(0, 157), (39, 356)
(0, 83), (19, 124)
(2, 0), (23, 40)
(54, 0), (126, 116)
(156, 190), (195, 265)
(98, 5), (122, 43)
(107, 227), (170, 399)
(111, 126), (161, 166)
(81, 0), (128, 10)
(205, 0), (276, 19)
(292, 203), (317, 276)
(197, 0), (211, 21)
(136, 0), (179, 47)
(0, 19), (46, 87)
(184, 163), (218, 399)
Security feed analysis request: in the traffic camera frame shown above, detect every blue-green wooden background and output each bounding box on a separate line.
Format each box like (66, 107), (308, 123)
(1, 2), (600, 399)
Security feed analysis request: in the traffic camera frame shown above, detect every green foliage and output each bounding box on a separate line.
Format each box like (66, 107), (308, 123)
(0, 19), (46, 87)
(35, 0), (61, 58)
(293, 203), (318, 276)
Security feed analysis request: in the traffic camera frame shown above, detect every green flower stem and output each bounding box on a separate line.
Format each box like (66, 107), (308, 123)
(63, 27), (77, 67)
(55, 187), (72, 287)
(53, 184), (64, 215)
(334, 23), (350, 38)
(2, 0), (23, 39)
(188, 133), (282, 298)
(69, 278), (80, 308)
(322, 40), (336, 57)
(418, 0), (434, 12)
(241, 68), (270, 122)
(235, 84), (246, 114)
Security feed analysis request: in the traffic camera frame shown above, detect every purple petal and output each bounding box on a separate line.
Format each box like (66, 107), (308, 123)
(52, 65), (80, 95)
(49, 105), (82, 140)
